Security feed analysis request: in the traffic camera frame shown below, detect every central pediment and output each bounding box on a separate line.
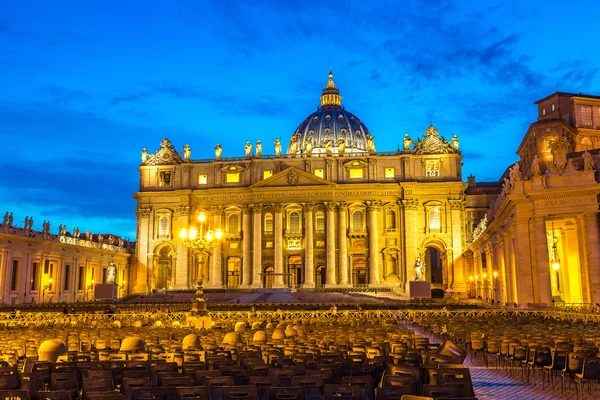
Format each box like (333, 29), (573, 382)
(250, 167), (335, 189)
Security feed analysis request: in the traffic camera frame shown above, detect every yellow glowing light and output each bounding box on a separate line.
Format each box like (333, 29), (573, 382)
(483, 273), (487, 279)
(91, 279), (95, 284)
(475, 275), (479, 280)
(179, 228), (187, 239)
(215, 229), (223, 239)
(198, 213), (206, 223)
(206, 230), (214, 241)
(189, 227), (198, 240)
(552, 262), (560, 271)
(493, 271), (498, 279)
(469, 276), (474, 281)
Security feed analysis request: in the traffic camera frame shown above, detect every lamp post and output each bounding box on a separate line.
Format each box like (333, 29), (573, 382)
(180, 211), (223, 283)
(42, 278), (52, 303)
(550, 222), (562, 301)
(180, 211), (222, 314)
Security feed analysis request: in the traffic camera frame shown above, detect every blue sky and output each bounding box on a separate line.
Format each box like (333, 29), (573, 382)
(1, 0), (599, 239)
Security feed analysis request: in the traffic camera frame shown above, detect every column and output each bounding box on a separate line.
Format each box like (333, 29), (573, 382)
(303, 204), (315, 288)
(147, 255), (154, 291)
(367, 201), (381, 285)
(513, 218), (534, 305)
(448, 200), (466, 295)
(174, 207), (190, 289)
(241, 206), (251, 287)
(207, 207), (223, 288)
(273, 204), (285, 288)
(502, 229), (516, 304)
(582, 213), (600, 304)
(134, 208), (151, 294)
(325, 202), (337, 286)
(251, 204), (263, 288)
(402, 200), (419, 291)
(533, 217), (552, 305)
(338, 202), (349, 286)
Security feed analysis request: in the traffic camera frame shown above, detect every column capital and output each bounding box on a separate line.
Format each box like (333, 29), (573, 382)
(250, 204), (263, 213)
(325, 202), (337, 211)
(208, 205), (223, 215)
(241, 205), (251, 214)
(448, 199), (465, 210)
(336, 202), (348, 211)
(174, 206), (190, 216)
(366, 200), (382, 210)
(273, 203), (285, 213)
(400, 199), (419, 210)
(303, 203), (315, 212)
(137, 207), (151, 218)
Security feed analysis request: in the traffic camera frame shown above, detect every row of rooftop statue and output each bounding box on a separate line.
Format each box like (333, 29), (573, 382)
(140, 129), (461, 163)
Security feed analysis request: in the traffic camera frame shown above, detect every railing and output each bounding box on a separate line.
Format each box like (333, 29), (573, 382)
(2, 308), (600, 328)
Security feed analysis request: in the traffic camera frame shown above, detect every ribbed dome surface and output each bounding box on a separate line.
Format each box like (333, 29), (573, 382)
(287, 71), (372, 155)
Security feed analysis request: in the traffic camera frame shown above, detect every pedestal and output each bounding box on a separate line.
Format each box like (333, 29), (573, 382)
(409, 281), (431, 299)
(94, 284), (117, 301)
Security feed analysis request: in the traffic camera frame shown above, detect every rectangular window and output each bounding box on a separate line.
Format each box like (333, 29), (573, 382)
(64, 264), (70, 291)
(576, 104), (593, 127)
(102, 268), (107, 284)
(31, 262), (39, 291)
(44, 260), (50, 274)
(11, 260), (18, 291)
(78, 266), (85, 291)
(542, 108), (546, 116)
(349, 168), (363, 179)
(314, 169), (324, 178)
(593, 107), (600, 128)
(226, 172), (240, 183)
(158, 216), (169, 236)
(263, 170), (273, 179)
(198, 174), (208, 184)
(551, 103), (555, 112)
(385, 167), (395, 178)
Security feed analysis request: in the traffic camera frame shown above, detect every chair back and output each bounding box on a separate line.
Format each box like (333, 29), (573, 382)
(222, 386), (259, 400)
(323, 384), (360, 400)
(268, 387), (305, 400)
(175, 386), (209, 400)
(581, 357), (600, 379)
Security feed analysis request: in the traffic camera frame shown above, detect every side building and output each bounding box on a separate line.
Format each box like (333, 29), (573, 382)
(0, 221), (133, 304)
(467, 92), (600, 306)
(133, 72), (472, 297)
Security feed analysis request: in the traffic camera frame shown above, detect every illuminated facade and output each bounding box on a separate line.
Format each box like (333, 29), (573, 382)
(0, 225), (132, 304)
(133, 72), (472, 296)
(467, 92), (600, 305)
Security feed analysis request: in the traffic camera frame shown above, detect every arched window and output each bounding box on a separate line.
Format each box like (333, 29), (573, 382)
(352, 210), (364, 230)
(429, 207), (441, 230)
(264, 213), (273, 234)
(581, 137), (593, 151)
(228, 214), (240, 233)
(289, 211), (300, 233)
(158, 216), (169, 236)
(386, 210), (396, 230)
(315, 212), (325, 232)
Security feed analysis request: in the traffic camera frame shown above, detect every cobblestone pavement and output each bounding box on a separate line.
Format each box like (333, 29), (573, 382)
(407, 324), (600, 400)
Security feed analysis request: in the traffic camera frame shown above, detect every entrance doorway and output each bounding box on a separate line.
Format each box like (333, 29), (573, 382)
(352, 255), (367, 286)
(426, 247), (443, 284)
(288, 256), (302, 288)
(263, 266), (274, 288)
(227, 257), (240, 288)
(156, 246), (173, 289)
(315, 266), (326, 288)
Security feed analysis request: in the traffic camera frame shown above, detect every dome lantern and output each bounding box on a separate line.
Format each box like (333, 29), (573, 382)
(320, 69), (342, 107)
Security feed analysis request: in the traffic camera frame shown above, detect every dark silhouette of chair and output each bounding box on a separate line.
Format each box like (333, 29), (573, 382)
(422, 384), (462, 399)
(0, 390), (32, 400)
(291, 376), (325, 400)
(161, 377), (194, 400)
(575, 357), (600, 398)
(561, 352), (585, 394)
(131, 387), (167, 400)
(194, 371), (222, 386)
(20, 372), (45, 400)
(323, 384), (360, 400)
(267, 369), (296, 387)
(0, 367), (20, 390)
(150, 364), (178, 387)
(52, 373), (80, 400)
(175, 386), (209, 400)
(542, 350), (568, 390)
(435, 368), (474, 398)
(222, 385), (259, 400)
(82, 376), (114, 398)
(380, 375), (419, 395)
(121, 378), (151, 400)
(38, 390), (73, 400)
(526, 346), (552, 383)
(268, 387), (305, 400)
(249, 376), (279, 400)
(374, 386), (415, 400)
(86, 394), (125, 400)
(205, 376), (235, 400)
(31, 363), (53, 387)
(341, 376), (374, 400)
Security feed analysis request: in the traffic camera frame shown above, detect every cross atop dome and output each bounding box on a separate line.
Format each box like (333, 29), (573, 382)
(320, 69), (342, 107)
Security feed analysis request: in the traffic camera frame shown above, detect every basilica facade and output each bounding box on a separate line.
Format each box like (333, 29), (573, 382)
(133, 72), (476, 297)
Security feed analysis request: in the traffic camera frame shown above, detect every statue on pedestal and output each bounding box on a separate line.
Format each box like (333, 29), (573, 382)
(183, 144), (191, 161)
(107, 262), (117, 284)
(403, 134), (411, 151)
(215, 143), (222, 160)
(273, 138), (282, 157)
(531, 155), (541, 177)
(338, 137), (346, 154)
(414, 256), (425, 281)
(255, 140), (262, 158)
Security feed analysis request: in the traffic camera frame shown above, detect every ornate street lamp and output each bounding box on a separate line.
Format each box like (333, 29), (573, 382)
(550, 222), (560, 272)
(180, 212), (222, 316)
(179, 212), (223, 251)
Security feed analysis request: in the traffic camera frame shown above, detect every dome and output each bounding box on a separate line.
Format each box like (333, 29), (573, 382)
(288, 71), (374, 155)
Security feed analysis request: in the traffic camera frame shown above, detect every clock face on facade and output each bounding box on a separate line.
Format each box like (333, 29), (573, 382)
(162, 152), (171, 160)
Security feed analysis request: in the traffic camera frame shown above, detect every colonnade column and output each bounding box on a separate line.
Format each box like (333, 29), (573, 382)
(207, 207), (223, 288)
(174, 206), (189, 289)
(338, 202), (349, 286)
(303, 204), (315, 288)
(582, 212), (600, 304)
(534, 217), (552, 305)
(513, 217), (533, 305)
(273, 204), (285, 288)
(325, 202), (337, 287)
(401, 200), (418, 291)
(251, 204), (262, 288)
(241, 206), (251, 288)
(135, 208), (151, 294)
(367, 201), (381, 285)
(502, 229), (516, 304)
